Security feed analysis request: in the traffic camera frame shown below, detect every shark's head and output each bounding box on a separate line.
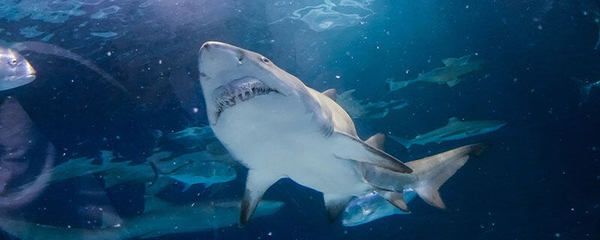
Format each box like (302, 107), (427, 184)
(0, 47), (36, 91)
(198, 41), (306, 125)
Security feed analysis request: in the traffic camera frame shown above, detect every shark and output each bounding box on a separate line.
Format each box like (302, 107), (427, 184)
(336, 89), (408, 119)
(197, 41), (484, 223)
(0, 199), (284, 240)
(390, 117), (506, 149)
(0, 41), (126, 92)
(38, 149), (237, 193)
(342, 190), (417, 227)
(387, 54), (482, 91)
(149, 160), (237, 191)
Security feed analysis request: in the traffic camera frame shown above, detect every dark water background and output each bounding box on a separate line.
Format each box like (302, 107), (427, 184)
(1, 0), (600, 239)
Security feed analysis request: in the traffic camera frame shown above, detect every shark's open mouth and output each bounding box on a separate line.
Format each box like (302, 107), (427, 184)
(213, 77), (280, 119)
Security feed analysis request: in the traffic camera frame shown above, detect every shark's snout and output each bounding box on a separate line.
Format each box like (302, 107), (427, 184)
(200, 41), (245, 62)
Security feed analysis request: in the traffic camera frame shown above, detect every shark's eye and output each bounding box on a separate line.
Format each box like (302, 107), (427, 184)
(8, 59), (18, 66)
(260, 56), (271, 64)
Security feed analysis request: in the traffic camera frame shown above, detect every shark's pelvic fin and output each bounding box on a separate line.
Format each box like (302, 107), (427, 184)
(406, 144), (484, 209)
(323, 194), (352, 221)
(333, 132), (413, 173)
(322, 88), (337, 101)
(365, 133), (386, 150)
(375, 189), (410, 212)
(241, 170), (280, 224)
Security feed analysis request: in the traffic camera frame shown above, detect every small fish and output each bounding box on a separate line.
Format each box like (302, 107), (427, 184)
(342, 190), (417, 227)
(391, 117), (505, 149)
(0, 47), (36, 91)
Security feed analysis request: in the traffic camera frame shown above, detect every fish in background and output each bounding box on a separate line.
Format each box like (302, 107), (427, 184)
(0, 47), (36, 91)
(166, 126), (220, 150)
(150, 160), (237, 191)
(335, 89), (408, 119)
(39, 150), (237, 194)
(0, 41), (126, 92)
(197, 41), (484, 223)
(0, 97), (54, 211)
(387, 54), (483, 91)
(390, 117), (506, 149)
(38, 128), (237, 194)
(342, 190), (417, 227)
(0, 198), (284, 240)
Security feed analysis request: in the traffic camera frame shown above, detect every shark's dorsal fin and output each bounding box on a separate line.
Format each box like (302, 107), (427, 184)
(375, 190), (410, 212)
(448, 117), (460, 124)
(240, 170), (280, 224)
(322, 89), (337, 101)
(442, 58), (458, 66)
(323, 194), (352, 221)
(365, 133), (385, 150)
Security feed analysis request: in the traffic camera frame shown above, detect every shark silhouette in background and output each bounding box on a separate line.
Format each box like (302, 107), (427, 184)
(387, 54), (483, 91)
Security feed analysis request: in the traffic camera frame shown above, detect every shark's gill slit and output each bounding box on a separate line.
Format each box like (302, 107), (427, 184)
(213, 77), (280, 119)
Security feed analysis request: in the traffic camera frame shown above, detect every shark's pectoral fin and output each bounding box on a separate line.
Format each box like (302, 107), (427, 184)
(322, 88), (337, 101)
(375, 190), (410, 212)
(241, 170), (280, 224)
(323, 194), (352, 221)
(332, 132), (413, 173)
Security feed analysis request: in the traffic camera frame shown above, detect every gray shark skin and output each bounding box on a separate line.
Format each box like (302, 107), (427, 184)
(391, 117), (505, 149)
(0, 199), (284, 240)
(342, 190), (417, 227)
(387, 54), (482, 91)
(197, 41), (484, 223)
(0, 47), (36, 91)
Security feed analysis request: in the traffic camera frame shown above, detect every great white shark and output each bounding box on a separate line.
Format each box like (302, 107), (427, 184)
(197, 41), (483, 223)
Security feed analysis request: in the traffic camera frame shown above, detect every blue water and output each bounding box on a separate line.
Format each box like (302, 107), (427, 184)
(1, 0), (600, 239)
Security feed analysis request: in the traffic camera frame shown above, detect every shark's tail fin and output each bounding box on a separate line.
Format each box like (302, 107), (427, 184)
(389, 135), (413, 149)
(405, 144), (484, 209)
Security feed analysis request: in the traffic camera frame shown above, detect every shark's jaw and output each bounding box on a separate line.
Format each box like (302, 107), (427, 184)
(212, 77), (281, 123)
(198, 41), (299, 125)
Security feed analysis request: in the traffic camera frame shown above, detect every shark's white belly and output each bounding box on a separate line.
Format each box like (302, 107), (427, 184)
(213, 94), (369, 195)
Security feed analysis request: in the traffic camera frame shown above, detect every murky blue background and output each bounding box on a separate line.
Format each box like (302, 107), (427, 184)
(1, 0), (599, 239)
